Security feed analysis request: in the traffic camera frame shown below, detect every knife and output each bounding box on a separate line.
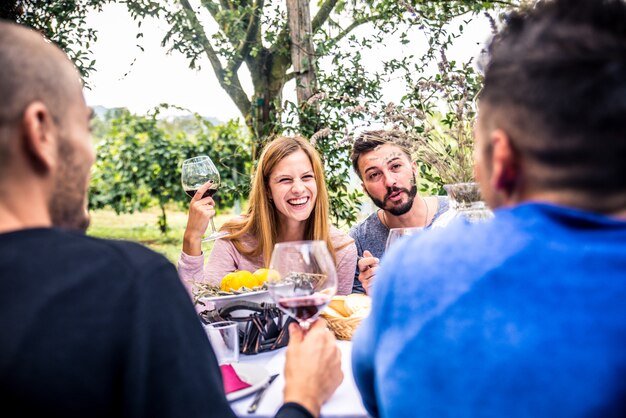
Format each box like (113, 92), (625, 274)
(247, 374), (279, 414)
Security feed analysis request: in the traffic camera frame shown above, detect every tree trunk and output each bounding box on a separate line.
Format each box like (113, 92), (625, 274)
(286, 0), (317, 104)
(247, 47), (291, 159)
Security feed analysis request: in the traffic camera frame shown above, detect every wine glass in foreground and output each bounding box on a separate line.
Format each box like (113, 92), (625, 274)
(181, 155), (229, 241)
(267, 241), (338, 330)
(385, 227), (423, 252)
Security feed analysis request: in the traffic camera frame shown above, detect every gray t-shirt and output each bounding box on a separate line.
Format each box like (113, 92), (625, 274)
(348, 196), (449, 293)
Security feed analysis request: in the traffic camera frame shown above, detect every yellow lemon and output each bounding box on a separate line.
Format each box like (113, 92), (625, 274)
(220, 270), (254, 291)
(237, 271), (257, 289)
(252, 268), (272, 287)
(219, 271), (238, 292)
(265, 269), (282, 284)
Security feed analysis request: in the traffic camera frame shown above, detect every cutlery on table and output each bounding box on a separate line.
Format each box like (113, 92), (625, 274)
(247, 374), (279, 414)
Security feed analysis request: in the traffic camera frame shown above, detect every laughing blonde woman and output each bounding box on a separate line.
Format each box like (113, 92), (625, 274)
(178, 135), (357, 296)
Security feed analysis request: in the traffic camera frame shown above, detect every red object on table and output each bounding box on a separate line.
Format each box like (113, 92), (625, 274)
(220, 364), (252, 394)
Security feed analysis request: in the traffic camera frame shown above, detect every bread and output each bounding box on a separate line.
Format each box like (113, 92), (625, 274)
(321, 305), (344, 318)
(327, 295), (350, 316)
(321, 294), (372, 341)
(324, 294), (371, 318)
(344, 294), (371, 316)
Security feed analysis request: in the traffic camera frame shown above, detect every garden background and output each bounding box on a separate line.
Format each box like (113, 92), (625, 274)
(2, 0), (531, 264)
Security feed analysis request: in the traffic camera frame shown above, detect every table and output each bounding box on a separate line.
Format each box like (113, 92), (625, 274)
(230, 341), (370, 418)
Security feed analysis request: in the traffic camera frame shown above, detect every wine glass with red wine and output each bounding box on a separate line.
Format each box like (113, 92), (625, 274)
(181, 155), (229, 241)
(267, 241), (338, 330)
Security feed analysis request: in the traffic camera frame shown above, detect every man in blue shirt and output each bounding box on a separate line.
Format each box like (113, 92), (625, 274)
(352, 0), (626, 417)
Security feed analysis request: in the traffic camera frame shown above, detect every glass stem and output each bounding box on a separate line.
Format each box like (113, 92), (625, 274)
(210, 217), (218, 233)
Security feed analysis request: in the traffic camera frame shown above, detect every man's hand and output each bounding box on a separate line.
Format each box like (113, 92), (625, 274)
(182, 180), (216, 256)
(283, 319), (343, 417)
(358, 250), (379, 295)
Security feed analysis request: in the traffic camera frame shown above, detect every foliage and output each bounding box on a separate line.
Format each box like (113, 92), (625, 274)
(7, 0), (526, 227)
(122, 0), (521, 226)
(1, 0), (113, 82)
(89, 107), (252, 233)
(400, 51), (484, 187)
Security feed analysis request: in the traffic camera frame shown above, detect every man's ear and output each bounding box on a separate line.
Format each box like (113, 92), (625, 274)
(411, 160), (419, 176)
(21, 101), (58, 174)
(489, 129), (518, 197)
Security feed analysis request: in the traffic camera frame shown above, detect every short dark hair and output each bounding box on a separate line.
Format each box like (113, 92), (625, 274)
(350, 129), (413, 179)
(478, 0), (626, 212)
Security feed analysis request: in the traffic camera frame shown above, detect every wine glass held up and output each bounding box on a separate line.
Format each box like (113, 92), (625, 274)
(181, 156), (229, 242)
(267, 240), (338, 330)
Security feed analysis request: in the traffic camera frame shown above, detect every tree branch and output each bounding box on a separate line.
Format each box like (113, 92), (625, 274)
(284, 71), (299, 82)
(325, 14), (382, 51)
(180, 0), (251, 115)
(202, 0), (221, 21)
(202, 0), (251, 48)
(311, 0), (339, 33)
(227, 0), (263, 74)
(180, 0), (223, 77)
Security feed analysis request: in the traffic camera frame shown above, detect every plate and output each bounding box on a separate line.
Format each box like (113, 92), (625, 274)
(200, 289), (269, 304)
(198, 290), (272, 313)
(226, 363), (271, 402)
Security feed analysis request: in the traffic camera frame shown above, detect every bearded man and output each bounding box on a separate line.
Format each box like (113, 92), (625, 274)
(349, 130), (448, 294)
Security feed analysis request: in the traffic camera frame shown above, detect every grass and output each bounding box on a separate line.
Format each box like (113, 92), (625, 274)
(86, 208), (231, 264)
(87, 204), (363, 264)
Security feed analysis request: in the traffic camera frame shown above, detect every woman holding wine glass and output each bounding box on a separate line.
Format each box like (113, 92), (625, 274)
(178, 135), (357, 297)
(180, 155), (229, 242)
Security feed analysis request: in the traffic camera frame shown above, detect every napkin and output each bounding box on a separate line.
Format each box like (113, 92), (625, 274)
(220, 364), (252, 394)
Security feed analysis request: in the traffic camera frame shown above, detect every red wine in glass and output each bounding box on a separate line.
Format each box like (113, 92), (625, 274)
(184, 186), (218, 199)
(181, 156), (229, 241)
(267, 241), (338, 330)
(278, 294), (331, 322)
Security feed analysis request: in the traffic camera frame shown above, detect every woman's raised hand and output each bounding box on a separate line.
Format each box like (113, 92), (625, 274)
(182, 181), (216, 256)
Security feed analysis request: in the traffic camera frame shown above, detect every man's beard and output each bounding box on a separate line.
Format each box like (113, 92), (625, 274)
(366, 174), (418, 216)
(49, 139), (91, 232)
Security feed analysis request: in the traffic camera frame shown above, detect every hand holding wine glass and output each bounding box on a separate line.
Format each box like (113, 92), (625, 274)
(181, 156), (229, 242)
(267, 241), (338, 330)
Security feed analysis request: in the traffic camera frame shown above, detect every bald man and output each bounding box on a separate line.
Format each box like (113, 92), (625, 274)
(0, 21), (342, 418)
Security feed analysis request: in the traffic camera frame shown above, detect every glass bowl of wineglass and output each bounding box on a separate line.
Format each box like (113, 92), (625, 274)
(181, 155), (229, 241)
(267, 240), (338, 330)
(385, 227), (423, 252)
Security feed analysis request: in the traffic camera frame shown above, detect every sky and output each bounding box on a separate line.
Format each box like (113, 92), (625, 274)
(83, 3), (494, 123)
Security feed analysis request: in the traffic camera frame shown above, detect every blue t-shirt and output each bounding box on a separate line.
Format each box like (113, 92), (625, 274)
(352, 203), (626, 418)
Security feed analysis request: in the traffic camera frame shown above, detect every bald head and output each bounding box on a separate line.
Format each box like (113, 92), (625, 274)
(0, 20), (81, 174)
(0, 20), (94, 232)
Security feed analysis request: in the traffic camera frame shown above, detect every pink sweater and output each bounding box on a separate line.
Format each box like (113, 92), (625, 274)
(177, 226), (357, 296)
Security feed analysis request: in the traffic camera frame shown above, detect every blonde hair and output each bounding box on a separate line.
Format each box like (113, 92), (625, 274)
(221, 135), (339, 265)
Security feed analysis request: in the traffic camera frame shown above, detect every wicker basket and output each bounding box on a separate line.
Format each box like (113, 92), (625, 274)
(321, 295), (371, 341)
(322, 313), (367, 340)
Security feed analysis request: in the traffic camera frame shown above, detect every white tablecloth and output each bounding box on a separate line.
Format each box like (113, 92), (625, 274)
(230, 340), (370, 418)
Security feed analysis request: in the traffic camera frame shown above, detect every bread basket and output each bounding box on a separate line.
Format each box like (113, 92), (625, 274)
(321, 294), (372, 340)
